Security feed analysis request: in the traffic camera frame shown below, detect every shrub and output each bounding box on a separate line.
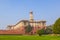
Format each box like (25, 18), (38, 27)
(37, 29), (45, 36)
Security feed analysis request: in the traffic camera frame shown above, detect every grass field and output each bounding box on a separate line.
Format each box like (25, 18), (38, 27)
(0, 35), (60, 40)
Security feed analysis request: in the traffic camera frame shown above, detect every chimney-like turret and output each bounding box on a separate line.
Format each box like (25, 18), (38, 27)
(29, 11), (34, 22)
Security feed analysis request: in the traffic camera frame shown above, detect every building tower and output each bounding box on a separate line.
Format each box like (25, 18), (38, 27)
(29, 11), (34, 22)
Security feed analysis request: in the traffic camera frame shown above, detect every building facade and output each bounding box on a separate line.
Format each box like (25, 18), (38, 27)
(6, 11), (46, 35)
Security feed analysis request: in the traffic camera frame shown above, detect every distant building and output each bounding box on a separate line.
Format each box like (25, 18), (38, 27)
(0, 11), (46, 35)
(6, 11), (46, 35)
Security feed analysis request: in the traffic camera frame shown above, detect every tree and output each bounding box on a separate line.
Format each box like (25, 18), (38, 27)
(45, 25), (53, 34)
(53, 18), (60, 34)
(25, 24), (33, 34)
(37, 29), (45, 36)
(45, 27), (52, 34)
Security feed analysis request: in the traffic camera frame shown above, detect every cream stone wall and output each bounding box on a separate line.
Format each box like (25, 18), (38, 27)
(24, 22), (29, 26)
(32, 23), (36, 27)
(39, 23), (41, 27)
(29, 22), (46, 27)
(8, 21), (46, 30)
(30, 23), (33, 27)
(14, 22), (24, 29)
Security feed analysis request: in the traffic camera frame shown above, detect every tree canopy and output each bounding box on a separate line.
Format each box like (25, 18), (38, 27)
(53, 18), (60, 34)
(25, 24), (33, 33)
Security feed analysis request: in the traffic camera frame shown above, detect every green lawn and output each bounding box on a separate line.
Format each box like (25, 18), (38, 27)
(0, 35), (60, 40)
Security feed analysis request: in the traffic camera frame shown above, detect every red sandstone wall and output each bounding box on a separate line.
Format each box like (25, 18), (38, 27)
(0, 30), (22, 34)
(0, 26), (46, 35)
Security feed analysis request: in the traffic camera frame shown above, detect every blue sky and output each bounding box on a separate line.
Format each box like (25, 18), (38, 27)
(0, 0), (60, 29)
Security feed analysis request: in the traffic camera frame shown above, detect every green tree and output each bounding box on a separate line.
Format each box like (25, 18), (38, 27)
(45, 25), (53, 34)
(53, 18), (60, 34)
(37, 29), (45, 36)
(25, 24), (33, 33)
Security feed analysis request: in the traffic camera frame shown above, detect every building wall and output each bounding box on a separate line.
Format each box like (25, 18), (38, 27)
(8, 21), (46, 34)
(14, 22), (24, 30)
(0, 21), (46, 35)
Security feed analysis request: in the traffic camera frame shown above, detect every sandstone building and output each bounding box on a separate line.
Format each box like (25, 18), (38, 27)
(0, 11), (46, 35)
